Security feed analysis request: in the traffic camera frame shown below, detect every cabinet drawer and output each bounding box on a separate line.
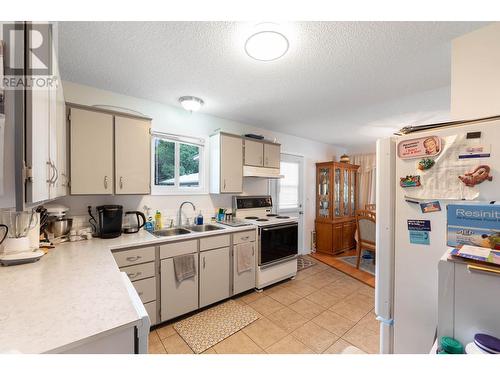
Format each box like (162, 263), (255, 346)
(132, 277), (156, 304)
(233, 230), (256, 245)
(144, 301), (157, 326)
(159, 240), (197, 259)
(113, 247), (155, 268)
(200, 234), (230, 252)
(120, 262), (155, 282)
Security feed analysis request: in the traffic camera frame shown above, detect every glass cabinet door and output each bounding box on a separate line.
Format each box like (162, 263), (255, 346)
(334, 167), (341, 217)
(350, 169), (356, 215)
(343, 169), (349, 216)
(318, 167), (331, 219)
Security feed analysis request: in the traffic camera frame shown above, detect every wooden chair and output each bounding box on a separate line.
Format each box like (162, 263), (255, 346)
(355, 210), (376, 269)
(365, 203), (376, 211)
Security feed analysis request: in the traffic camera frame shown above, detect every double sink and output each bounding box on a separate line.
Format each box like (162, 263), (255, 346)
(153, 224), (224, 237)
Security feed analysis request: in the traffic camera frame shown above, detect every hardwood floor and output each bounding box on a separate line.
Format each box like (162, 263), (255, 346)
(310, 251), (375, 288)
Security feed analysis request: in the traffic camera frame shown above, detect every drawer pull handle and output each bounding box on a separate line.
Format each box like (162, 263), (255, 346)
(252, 245), (254, 256)
(126, 256), (142, 262)
(241, 236), (250, 240)
(203, 257), (206, 269)
(467, 264), (500, 276)
(127, 271), (142, 279)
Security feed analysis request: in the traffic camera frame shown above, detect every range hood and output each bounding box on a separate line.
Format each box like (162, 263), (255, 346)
(243, 166), (284, 179)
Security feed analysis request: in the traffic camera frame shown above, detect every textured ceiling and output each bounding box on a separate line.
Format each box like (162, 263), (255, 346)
(58, 21), (486, 148)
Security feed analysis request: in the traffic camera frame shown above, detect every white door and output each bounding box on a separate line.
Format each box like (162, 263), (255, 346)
(70, 108), (114, 194)
(270, 153), (305, 253)
(220, 135), (243, 193)
(199, 247), (230, 307)
(115, 116), (151, 195)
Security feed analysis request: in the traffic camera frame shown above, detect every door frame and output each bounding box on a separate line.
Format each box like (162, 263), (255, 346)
(269, 152), (305, 254)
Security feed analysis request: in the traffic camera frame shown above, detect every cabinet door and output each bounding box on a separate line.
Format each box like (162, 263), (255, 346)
(220, 135), (243, 193)
(160, 257), (199, 322)
(233, 242), (256, 295)
(264, 143), (280, 168)
(115, 116), (151, 194)
(26, 83), (50, 203)
(315, 222), (332, 253)
(332, 223), (343, 252)
(342, 221), (356, 249)
(200, 247), (230, 307)
(70, 108), (114, 194)
(244, 140), (264, 166)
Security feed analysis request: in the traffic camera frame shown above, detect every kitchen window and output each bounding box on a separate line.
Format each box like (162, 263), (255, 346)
(151, 133), (206, 194)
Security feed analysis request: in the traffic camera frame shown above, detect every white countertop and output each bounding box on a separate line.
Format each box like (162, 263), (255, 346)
(0, 224), (255, 353)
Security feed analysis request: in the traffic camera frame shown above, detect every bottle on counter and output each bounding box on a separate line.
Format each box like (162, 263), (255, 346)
(196, 211), (204, 225)
(144, 216), (154, 233)
(154, 210), (162, 230)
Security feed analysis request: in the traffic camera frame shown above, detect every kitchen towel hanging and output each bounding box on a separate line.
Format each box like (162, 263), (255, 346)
(236, 242), (253, 273)
(173, 254), (196, 282)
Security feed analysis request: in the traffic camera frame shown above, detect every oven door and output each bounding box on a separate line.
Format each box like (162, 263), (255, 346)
(259, 223), (298, 266)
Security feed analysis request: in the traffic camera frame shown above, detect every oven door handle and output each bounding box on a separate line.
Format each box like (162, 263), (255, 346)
(261, 224), (298, 231)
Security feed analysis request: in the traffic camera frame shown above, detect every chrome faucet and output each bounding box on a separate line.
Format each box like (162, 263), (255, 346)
(178, 201), (196, 226)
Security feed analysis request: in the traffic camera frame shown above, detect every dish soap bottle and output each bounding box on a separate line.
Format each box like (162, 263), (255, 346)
(154, 210), (162, 230)
(144, 216), (154, 233)
(196, 211), (204, 225)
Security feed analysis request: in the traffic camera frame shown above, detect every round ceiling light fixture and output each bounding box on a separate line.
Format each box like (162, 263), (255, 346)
(178, 96), (204, 112)
(245, 30), (289, 61)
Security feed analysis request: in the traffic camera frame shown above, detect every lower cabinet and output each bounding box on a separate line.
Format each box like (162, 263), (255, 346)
(160, 257), (199, 322)
(315, 220), (357, 254)
(233, 242), (256, 295)
(199, 247), (231, 308)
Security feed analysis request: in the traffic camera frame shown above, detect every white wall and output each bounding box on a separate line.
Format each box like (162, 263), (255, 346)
(57, 81), (343, 253)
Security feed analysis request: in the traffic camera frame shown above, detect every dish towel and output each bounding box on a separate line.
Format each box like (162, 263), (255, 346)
(173, 254), (196, 282)
(236, 242), (253, 274)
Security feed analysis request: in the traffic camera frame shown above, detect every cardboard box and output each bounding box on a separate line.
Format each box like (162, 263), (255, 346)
(447, 204), (500, 249)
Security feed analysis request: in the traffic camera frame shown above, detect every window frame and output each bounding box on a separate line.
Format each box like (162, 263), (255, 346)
(151, 134), (207, 195)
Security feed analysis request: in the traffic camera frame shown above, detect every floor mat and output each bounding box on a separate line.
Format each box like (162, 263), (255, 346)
(297, 255), (316, 271)
(338, 255), (375, 275)
(173, 300), (259, 353)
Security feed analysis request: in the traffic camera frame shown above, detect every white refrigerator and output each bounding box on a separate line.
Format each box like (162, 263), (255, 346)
(375, 118), (500, 354)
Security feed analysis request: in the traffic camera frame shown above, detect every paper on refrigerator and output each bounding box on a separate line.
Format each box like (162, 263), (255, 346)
(0, 117), (4, 196)
(405, 134), (480, 200)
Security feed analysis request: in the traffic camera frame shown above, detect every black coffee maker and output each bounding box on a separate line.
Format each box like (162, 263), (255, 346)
(88, 205), (123, 239)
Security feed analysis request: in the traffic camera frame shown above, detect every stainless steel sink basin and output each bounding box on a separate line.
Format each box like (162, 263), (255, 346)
(186, 224), (224, 232)
(154, 228), (191, 237)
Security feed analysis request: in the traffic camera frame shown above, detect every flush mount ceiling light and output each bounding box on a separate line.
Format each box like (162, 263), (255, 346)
(245, 30), (289, 61)
(178, 96), (204, 112)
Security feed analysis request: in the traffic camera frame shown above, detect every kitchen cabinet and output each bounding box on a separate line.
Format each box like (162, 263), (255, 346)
(264, 143), (281, 168)
(233, 238), (256, 295)
(315, 161), (359, 255)
(70, 108), (114, 195)
(244, 139), (264, 166)
(26, 33), (67, 203)
(69, 106), (152, 195)
(209, 132), (243, 193)
(160, 256), (199, 321)
(199, 247), (231, 308)
(115, 116), (151, 194)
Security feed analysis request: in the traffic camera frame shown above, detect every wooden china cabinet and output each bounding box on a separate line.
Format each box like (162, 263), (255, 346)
(315, 161), (359, 255)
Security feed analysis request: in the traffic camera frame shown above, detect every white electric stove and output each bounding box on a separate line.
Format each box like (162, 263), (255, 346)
(233, 196), (298, 289)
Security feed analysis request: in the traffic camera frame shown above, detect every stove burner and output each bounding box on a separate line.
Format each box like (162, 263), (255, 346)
(276, 216), (290, 219)
(245, 216), (259, 219)
(266, 214), (278, 217)
(256, 218), (269, 222)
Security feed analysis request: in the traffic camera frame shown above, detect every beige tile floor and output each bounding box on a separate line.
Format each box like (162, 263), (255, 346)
(148, 259), (379, 354)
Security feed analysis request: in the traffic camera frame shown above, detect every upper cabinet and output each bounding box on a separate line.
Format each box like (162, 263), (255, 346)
(264, 143), (280, 168)
(114, 116), (151, 194)
(243, 139), (281, 169)
(209, 132), (243, 194)
(26, 24), (67, 203)
(70, 108), (114, 195)
(69, 106), (151, 195)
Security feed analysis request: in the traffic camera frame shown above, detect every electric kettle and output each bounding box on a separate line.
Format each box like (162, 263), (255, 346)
(122, 211), (146, 234)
